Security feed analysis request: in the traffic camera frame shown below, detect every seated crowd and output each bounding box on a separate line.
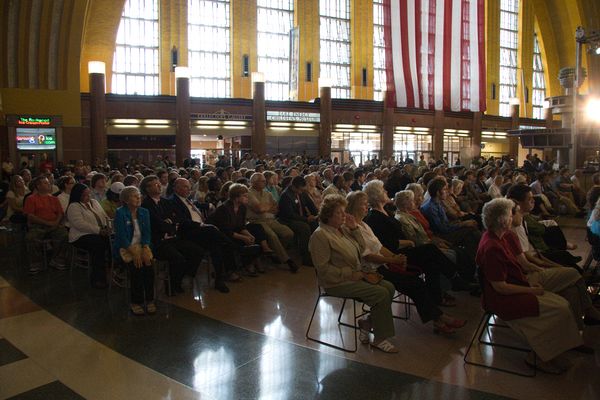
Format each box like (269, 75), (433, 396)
(1, 153), (600, 372)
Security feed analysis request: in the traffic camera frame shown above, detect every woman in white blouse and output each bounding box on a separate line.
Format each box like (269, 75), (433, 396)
(66, 183), (111, 288)
(346, 190), (466, 335)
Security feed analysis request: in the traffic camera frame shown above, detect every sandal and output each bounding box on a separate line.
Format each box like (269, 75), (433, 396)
(130, 304), (145, 316)
(370, 339), (399, 353)
(146, 302), (157, 314)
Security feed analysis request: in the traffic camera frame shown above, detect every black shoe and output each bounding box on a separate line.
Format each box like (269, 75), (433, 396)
(287, 259), (299, 273)
(215, 280), (230, 293)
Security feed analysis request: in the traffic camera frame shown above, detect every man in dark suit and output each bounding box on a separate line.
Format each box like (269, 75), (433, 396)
(278, 176), (318, 266)
(169, 178), (236, 293)
(140, 175), (208, 294)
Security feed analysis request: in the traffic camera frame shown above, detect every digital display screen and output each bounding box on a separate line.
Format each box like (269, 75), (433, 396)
(16, 128), (56, 150)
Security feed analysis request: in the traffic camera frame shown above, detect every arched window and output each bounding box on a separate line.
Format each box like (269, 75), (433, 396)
(188, 0), (231, 98)
(498, 0), (519, 117)
(373, 0), (386, 101)
(257, 0), (294, 101)
(112, 0), (160, 95)
(532, 33), (547, 119)
(320, 0), (351, 99)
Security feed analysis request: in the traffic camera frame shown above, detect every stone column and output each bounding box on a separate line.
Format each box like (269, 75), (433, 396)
(432, 110), (444, 161)
(319, 78), (332, 158)
(252, 72), (266, 156)
(509, 103), (520, 161)
(382, 91), (394, 160)
(175, 67), (191, 165)
(88, 61), (107, 163)
(471, 111), (483, 159)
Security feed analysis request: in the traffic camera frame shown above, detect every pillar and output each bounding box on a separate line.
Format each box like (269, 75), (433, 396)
(509, 102), (520, 161)
(252, 72), (266, 156)
(382, 91), (394, 160)
(472, 112), (482, 159)
(319, 78), (332, 158)
(175, 67), (191, 165)
(88, 61), (107, 164)
(432, 110), (444, 161)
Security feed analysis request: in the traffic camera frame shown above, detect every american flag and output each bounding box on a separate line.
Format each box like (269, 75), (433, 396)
(384, 0), (486, 112)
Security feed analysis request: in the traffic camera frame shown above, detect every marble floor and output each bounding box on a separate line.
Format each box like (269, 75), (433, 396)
(0, 217), (599, 400)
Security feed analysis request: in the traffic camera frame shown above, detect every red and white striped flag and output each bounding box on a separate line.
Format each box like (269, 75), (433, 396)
(384, 0), (486, 112)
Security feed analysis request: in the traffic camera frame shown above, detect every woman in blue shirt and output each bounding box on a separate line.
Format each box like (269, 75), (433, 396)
(114, 186), (154, 315)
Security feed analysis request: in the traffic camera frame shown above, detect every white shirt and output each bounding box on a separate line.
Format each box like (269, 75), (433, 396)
(512, 224), (531, 252)
(66, 200), (109, 242)
(177, 195), (203, 223)
(357, 222), (383, 272)
(131, 219), (141, 245)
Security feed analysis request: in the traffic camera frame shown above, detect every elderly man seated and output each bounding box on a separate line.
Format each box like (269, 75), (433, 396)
(247, 173), (299, 272)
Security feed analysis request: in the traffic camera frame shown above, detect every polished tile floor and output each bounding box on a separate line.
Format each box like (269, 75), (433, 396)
(0, 217), (599, 400)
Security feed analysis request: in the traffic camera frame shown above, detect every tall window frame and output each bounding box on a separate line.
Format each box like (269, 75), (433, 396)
(373, 0), (386, 101)
(319, 0), (351, 99)
(498, 0), (519, 117)
(532, 33), (547, 119)
(188, 0), (231, 98)
(112, 0), (160, 95)
(257, 0), (294, 101)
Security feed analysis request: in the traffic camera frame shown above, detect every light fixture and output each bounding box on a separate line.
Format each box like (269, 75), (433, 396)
(112, 119), (140, 124)
(195, 120), (220, 125)
(223, 121), (247, 126)
(224, 126), (245, 130)
(271, 122), (291, 127)
(586, 97), (600, 122)
(88, 61), (106, 75)
(144, 119), (171, 124)
(175, 66), (190, 79)
(294, 123), (314, 127)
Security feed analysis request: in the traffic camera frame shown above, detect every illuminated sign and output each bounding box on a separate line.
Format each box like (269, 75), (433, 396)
(191, 109), (252, 121)
(16, 128), (56, 150)
(17, 117), (52, 126)
(267, 111), (320, 122)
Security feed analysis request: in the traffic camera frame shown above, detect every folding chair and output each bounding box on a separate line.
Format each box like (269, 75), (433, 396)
(305, 271), (368, 353)
(464, 311), (536, 377)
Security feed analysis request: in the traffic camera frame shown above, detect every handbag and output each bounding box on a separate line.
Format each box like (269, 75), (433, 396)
(120, 244), (153, 263)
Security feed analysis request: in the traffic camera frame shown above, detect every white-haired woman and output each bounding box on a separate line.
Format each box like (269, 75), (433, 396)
(308, 194), (397, 352)
(394, 190), (457, 263)
(476, 198), (584, 374)
(114, 186), (154, 315)
(347, 191), (466, 335)
(363, 180), (474, 306)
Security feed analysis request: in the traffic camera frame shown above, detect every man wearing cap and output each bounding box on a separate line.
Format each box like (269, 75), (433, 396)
(101, 182), (124, 219)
